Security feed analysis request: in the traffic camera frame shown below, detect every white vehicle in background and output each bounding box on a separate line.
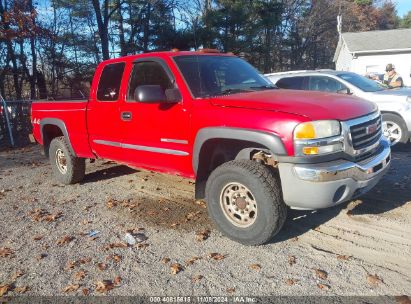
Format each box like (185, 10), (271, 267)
(265, 70), (411, 146)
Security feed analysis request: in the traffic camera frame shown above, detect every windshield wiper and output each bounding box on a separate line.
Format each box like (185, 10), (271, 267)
(212, 88), (253, 96)
(249, 85), (277, 90)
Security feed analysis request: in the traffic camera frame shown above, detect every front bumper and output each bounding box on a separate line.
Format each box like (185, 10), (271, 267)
(278, 139), (391, 210)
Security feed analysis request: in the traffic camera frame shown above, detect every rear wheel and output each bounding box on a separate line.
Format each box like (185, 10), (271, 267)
(205, 160), (287, 246)
(49, 136), (85, 184)
(382, 113), (408, 146)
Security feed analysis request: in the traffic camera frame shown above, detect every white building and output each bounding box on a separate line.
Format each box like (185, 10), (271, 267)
(334, 28), (411, 86)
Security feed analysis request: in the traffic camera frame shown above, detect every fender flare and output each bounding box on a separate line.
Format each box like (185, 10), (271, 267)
(40, 118), (77, 157)
(192, 127), (287, 173)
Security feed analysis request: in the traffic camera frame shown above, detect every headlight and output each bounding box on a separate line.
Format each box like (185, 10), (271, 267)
(406, 96), (411, 103)
(294, 120), (341, 140)
(294, 120), (343, 156)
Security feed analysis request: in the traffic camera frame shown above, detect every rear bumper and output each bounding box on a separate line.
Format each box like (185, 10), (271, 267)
(278, 139), (391, 210)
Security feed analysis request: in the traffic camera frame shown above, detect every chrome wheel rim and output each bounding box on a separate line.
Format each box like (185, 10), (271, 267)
(55, 149), (68, 174)
(220, 182), (257, 228)
(382, 121), (402, 146)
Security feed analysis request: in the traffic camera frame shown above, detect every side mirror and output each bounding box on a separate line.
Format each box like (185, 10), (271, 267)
(134, 85), (181, 103)
(337, 88), (352, 95)
(134, 85), (166, 103)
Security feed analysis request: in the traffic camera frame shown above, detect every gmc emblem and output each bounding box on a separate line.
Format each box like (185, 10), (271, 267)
(366, 123), (378, 135)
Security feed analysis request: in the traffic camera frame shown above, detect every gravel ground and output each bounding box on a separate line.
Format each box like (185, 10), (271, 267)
(0, 144), (410, 297)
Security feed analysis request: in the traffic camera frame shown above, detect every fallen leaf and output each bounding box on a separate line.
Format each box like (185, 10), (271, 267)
(226, 288), (235, 294)
(195, 229), (210, 241)
(208, 253), (226, 261)
(0, 284), (11, 296)
(314, 269), (328, 280)
(14, 286), (29, 293)
(97, 263), (107, 271)
(286, 279), (296, 285)
(367, 274), (383, 286)
(57, 236), (74, 246)
(43, 212), (63, 222)
(195, 200), (207, 208)
(62, 284), (80, 293)
(82, 288), (90, 296)
(113, 276), (122, 285)
(317, 283), (330, 290)
(186, 256), (201, 266)
(95, 280), (114, 293)
(0, 247), (14, 258)
(11, 270), (24, 281)
(161, 258), (170, 264)
(192, 275), (203, 282)
(79, 257), (92, 264)
(33, 236), (43, 241)
(106, 199), (118, 209)
(65, 261), (77, 270)
(395, 296), (411, 304)
(170, 263), (183, 275)
(249, 264), (261, 271)
(107, 255), (122, 263)
(74, 270), (87, 281)
(337, 255), (351, 261)
(137, 243), (149, 249)
(288, 256), (296, 266)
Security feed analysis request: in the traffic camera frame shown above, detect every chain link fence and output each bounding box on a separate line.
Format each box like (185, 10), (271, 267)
(0, 95), (33, 149)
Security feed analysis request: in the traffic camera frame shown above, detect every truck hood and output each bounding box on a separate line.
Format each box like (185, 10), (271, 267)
(210, 89), (377, 121)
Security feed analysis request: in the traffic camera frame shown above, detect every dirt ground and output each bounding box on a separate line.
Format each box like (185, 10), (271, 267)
(0, 144), (410, 297)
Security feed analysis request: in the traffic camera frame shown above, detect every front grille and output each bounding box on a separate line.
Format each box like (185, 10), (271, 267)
(354, 144), (381, 162)
(350, 116), (382, 150)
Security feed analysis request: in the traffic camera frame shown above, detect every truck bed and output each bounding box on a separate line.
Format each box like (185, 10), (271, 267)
(31, 100), (94, 158)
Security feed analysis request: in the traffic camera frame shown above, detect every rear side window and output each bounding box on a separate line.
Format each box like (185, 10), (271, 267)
(276, 77), (306, 90)
(97, 62), (125, 101)
(127, 61), (173, 100)
(308, 76), (346, 93)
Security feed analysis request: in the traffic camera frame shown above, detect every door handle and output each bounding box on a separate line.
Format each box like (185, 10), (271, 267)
(121, 111), (132, 121)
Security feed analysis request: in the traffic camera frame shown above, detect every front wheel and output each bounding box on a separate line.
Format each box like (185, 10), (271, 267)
(49, 136), (85, 184)
(205, 160), (287, 246)
(382, 113), (408, 146)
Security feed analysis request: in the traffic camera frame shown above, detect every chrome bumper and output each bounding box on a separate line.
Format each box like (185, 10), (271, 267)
(293, 138), (391, 182)
(278, 138), (391, 210)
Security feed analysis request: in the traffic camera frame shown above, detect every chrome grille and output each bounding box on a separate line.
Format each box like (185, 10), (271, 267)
(350, 116), (382, 150)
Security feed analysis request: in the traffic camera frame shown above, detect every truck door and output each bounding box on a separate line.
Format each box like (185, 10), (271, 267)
(119, 58), (192, 176)
(87, 62), (128, 162)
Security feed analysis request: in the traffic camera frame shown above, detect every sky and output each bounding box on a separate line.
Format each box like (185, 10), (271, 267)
(396, 0), (411, 17)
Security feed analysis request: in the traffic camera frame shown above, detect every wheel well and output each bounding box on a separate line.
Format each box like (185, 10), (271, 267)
(195, 138), (271, 199)
(381, 111), (407, 126)
(42, 124), (64, 158)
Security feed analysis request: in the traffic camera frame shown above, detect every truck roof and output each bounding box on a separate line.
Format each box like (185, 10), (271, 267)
(101, 50), (236, 65)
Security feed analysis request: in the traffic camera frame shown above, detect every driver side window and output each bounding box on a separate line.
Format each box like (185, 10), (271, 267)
(308, 76), (346, 93)
(127, 61), (173, 101)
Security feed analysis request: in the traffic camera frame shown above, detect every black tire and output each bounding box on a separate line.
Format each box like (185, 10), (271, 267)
(205, 160), (287, 246)
(49, 136), (85, 184)
(382, 113), (409, 146)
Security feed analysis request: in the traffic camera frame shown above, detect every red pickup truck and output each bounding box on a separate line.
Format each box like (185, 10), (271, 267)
(32, 50), (391, 245)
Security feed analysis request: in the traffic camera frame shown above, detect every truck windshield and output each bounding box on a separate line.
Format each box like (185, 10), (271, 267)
(173, 55), (274, 98)
(337, 73), (385, 92)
